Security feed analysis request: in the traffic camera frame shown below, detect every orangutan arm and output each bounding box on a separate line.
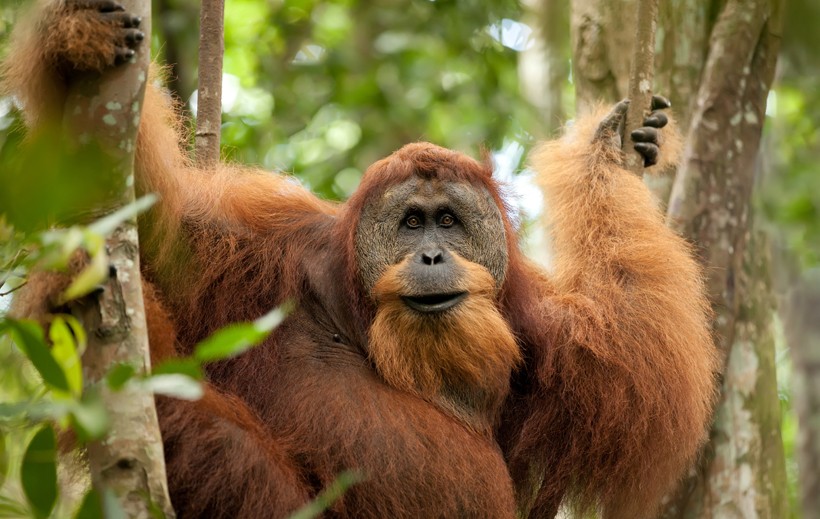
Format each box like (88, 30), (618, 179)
(2, 0), (335, 326)
(504, 104), (717, 519)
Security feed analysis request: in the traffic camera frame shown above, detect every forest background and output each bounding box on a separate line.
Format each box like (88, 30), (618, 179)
(0, 0), (818, 518)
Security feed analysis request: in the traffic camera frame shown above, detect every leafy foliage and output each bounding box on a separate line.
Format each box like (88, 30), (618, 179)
(762, 84), (820, 268)
(156, 0), (534, 199)
(0, 198), (285, 515)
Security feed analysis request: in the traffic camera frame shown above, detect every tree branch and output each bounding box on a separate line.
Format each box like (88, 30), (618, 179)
(195, 0), (225, 167)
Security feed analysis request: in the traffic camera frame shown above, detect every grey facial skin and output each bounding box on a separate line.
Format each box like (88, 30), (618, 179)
(355, 175), (508, 300)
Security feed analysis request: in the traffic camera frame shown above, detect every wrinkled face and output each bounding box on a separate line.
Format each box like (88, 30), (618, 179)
(355, 175), (508, 310)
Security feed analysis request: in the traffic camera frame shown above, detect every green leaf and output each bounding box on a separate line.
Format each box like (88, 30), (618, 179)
(0, 401), (28, 419)
(75, 489), (102, 519)
(74, 489), (125, 519)
(2, 319), (70, 392)
(140, 374), (203, 401)
(21, 426), (57, 519)
(87, 194), (157, 236)
(152, 358), (203, 379)
(62, 243), (108, 302)
(69, 394), (109, 442)
(101, 489), (126, 519)
(106, 363), (137, 390)
(0, 400), (71, 422)
(39, 227), (85, 271)
(193, 323), (267, 362)
(49, 316), (84, 398)
(0, 495), (30, 518)
(194, 304), (291, 362)
(288, 470), (362, 519)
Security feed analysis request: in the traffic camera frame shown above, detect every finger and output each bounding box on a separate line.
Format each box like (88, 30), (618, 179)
(630, 127), (658, 144)
(124, 29), (145, 45)
(113, 46), (136, 65)
(634, 142), (659, 167)
(101, 12), (142, 28)
(651, 95), (672, 110)
(593, 99), (630, 143)
(71, 0), (125, 12)
(643, 111), (669, 129)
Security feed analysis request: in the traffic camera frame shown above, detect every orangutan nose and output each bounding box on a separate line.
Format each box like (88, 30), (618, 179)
(420, 248), (445, 266)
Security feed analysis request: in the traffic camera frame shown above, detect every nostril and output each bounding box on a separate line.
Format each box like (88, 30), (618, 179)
(420, 250), (445, 266)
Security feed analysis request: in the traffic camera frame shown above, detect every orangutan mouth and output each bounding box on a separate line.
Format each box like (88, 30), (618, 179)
(401, 292), (467, 313)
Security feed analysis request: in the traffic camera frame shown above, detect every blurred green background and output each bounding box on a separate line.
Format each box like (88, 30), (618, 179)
(0, 0), (818, 517)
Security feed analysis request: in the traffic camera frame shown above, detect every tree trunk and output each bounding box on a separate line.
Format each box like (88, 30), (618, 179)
(661, 0), (787, 517)
(519, 0), (570, 136)
(570, 0), (679, 204)
(783, 271), (820, 517)
(645, 0), (714, 205)
(155, 0), (195, 107)
(665, 0), (780, 363)
(622, 0), (659, 174)
(664, 229), (788, 518)
(61, 0), (175, 516)
(570, 0), (634, 113)
(569, 0), (788, 517)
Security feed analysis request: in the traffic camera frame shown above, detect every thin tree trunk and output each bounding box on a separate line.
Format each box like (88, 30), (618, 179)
(519, 0), (569, 136)
(623, 0), (658, 174)
(654, 0), (712, 147)
(647, 0), (713, 205)
(570, 0), (632, 112)
(155, 0), (193, 107)
(195, 0), (225, 166)
(61, 0), (175, 516)
(571, 0), (709, 204)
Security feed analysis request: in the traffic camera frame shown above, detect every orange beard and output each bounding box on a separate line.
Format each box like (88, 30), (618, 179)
(368, 254), (520, 434)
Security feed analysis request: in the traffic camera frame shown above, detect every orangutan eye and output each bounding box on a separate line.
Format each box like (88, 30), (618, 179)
(439, 213), (455, 227)
(405, 215), (423, 228)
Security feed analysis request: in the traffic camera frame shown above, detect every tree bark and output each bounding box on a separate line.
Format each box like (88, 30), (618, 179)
(569, 0), (788, 517)
(665, 0), (781, 365)
(570, 0), (630, 112)
(654, 1), (713, 142)
(195, 0), (225, 166)
(664, 229), (788, 518)
(661, 0), (787, 517)
(61, 0), (175, 516)
(645, 0), (713, 205)
(623, 0), (659, 174)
